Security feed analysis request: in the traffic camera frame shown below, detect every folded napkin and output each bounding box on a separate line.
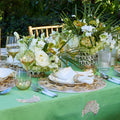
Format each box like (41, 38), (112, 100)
(74, 69), (94, 84)
(0, 68), (15, 81)
(50, 67), (94, 84)
(53, 67), (76, 84)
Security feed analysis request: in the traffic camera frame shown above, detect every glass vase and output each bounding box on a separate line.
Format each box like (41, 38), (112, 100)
(98, 49), (111, 73)
(111, 48), (118, 66)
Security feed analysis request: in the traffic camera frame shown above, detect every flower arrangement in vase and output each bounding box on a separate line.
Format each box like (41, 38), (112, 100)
(61, 3), (120, 69)
(15, 31), (66, 77)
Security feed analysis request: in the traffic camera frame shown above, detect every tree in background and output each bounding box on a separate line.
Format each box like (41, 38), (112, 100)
(0, 0), (120, 47)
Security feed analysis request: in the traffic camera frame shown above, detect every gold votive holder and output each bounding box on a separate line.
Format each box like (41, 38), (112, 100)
(15, 68), (31, 90)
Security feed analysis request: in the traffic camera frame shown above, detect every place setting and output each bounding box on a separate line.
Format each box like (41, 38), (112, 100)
(38, 67), (106, 93)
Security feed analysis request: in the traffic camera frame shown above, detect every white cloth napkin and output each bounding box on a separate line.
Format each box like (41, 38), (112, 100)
(0, 68), (15, 80)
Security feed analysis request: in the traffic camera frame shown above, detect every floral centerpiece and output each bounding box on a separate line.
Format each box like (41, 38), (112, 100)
(61, 3), (120, 68)
(15, 31), (66, 75)
(62, 14), (106, 54)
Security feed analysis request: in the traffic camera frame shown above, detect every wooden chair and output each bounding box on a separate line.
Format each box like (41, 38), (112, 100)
(28, 25), (63, 38)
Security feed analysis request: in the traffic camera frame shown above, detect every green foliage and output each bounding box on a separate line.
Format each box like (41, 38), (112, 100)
(0, 0), (120, 47)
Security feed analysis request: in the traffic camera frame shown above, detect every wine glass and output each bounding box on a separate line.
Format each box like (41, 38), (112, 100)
(6, 36), (19, 69)
(20, 55), (34, 71)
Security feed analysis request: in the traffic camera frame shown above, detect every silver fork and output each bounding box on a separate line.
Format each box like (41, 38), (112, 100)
(31, 83), (58, 98)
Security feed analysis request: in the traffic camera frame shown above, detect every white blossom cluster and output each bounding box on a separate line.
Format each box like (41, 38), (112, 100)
(100, 32), (117, 49)
(15, 31), (63, 72)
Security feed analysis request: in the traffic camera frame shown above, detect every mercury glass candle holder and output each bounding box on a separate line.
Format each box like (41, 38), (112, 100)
(15, 68), (31, 90)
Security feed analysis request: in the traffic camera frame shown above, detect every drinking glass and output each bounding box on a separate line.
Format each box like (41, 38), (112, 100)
(6, 36), (19, 68)
(98, 50), (111, 73)
(15, 68), (31, 90)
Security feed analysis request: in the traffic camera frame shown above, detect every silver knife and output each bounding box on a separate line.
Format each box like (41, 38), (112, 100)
(100, 72), (120, 84)
(41, 87), (58, 98)
(41, 90), (57, 98)
(108, 77), (120, 84)
(32, 84), (58, 98)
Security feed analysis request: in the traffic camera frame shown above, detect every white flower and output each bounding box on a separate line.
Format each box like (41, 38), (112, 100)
(83, 19), (86, 23)
(35, 48), (49, 67)
(51, 31), (56, 35)
(49, 63), (58, 69)
(96, 19), (99, 25)
(18, 39), (27, 53)
(85, 32), (92, 37)
(52, 48), (59, 54)
(14, 32), (20, 40)
(81, 25), (96, 32)
(44, 37), (49, 43)
(68, 35), (79, 48)
(38, 40), (45, 48)
(72, 15), (76, 17)
(69, 30), (72, 33)
(88, 14), (92, 17)
(61, 19), (63, 21)
(110, 39), (116, 49)
(48, 36), (56, 45)
(40, 33), (45, 40)
(29, 38), (38, 52)
(100, 32), (108, 42)
(107, 33), (112, 41)
(55, 55), (59, 63)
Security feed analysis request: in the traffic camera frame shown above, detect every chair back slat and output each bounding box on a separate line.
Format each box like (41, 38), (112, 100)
(46, 28), (49, 38)
(41, 29), (43, 34)
(28, 25), (63, 37)
(51, 28), (53, 33)
(36, 29), (39, 37)
(56, 28), (58, 31)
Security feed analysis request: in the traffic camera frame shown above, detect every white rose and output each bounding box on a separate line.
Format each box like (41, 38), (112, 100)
(38, 40), (45, 48)
(35, 49), (49, 67)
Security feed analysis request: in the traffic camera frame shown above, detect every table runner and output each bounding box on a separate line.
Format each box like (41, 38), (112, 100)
(0, 69), (120, 120)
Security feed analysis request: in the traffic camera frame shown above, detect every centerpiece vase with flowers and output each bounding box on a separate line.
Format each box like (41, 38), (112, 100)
(61, 2), (120, 70)
(15, 31), (66, 78)
(61, 3), (104, 70)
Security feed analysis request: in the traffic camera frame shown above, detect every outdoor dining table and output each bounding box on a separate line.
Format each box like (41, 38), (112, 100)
(0, 66), (120, 120)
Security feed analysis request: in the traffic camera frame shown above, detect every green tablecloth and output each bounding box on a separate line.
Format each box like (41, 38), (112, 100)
(0, 68), (120, 120)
